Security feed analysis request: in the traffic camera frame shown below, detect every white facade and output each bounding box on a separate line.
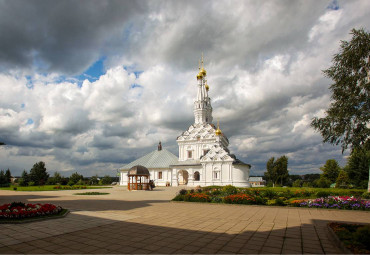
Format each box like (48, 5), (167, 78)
(171, 60), (250, 187)
(120, 59), (251, 188)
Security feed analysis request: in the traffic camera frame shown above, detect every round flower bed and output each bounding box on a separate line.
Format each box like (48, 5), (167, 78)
(291, 196), (370, 210)
(0, 202), (63, 220)
(223, 194), (256, 204)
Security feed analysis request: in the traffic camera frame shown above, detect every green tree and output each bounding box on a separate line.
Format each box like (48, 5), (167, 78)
(315, 176), (331, 188)
(29, 161), (49, 186)
(69, 172), (83, 185)
(292, 179), (302, 187)
(320, 159), (341, 183)
(344, 145), (370, 188)
(5, 169), (11, 183)
(264, 156), (289, 186)
(0, 170), (9, 187)
(19, 170), (29, 186)
(99, 175), (112, 185)
(89, 175), (99, 185)
(336, 170), (350, 188)
(311, 28), (370, 151)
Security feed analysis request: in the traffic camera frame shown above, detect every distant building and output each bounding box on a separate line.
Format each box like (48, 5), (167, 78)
(119, 57), (251, 187)
(249, 177), (266, 187)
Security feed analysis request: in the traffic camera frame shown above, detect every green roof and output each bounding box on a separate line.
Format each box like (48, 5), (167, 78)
(120, 149), (178, 170)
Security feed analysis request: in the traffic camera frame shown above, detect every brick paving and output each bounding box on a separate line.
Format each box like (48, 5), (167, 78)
(0, 186), (369, 254)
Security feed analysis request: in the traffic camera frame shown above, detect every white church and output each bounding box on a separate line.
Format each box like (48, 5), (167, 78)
(119, 58), (251, 187)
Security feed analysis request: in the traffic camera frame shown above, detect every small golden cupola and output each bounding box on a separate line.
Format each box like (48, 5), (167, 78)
(205, 82), (209, 91)
(215, 120), (222, 136)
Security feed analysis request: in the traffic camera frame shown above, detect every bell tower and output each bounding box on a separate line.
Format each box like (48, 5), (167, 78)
(194, 54), (213, 124)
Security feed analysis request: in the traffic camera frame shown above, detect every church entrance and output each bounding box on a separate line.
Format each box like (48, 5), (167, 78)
(178, 170), (188, 185)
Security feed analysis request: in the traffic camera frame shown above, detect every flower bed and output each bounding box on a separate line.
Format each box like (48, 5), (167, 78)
(291, 196), (370, 210)
(184, 193), (210, 202)
(0, 202), (63, 220)
(329, 222), (370, 254)
(223, 194), (256, 204)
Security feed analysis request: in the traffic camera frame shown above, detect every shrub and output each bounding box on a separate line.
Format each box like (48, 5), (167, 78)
(223, 194), (256, 204)
(18, 178), (28, 187)
(196, 188), (202, 193)
(293, 189), (313, 198)
(354, 225), (370, 249)
(179, 189), (187, 195)
(211, 196), (222, 203)
(274, 198), (286, 206)
(262, 189), (277, 199)
(361, 192), (370, 199)
(210, 189), (222, 196)
(316, 191), (331, 198)
(172, 194), (184, 201)
(28, 181), (35, 186)
(222, 185), (238, 195)
(13, 187), (17, 191)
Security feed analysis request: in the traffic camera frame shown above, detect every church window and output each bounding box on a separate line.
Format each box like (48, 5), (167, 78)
(194, 171), (200, 181)
(158, 171), (162, 179)
(197, 136), (200, 141)
(213, 171), (220, 180)
(187, 151), (193, 159)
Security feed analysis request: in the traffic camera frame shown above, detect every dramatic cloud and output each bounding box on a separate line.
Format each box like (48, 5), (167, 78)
(0, 0), (369, 176)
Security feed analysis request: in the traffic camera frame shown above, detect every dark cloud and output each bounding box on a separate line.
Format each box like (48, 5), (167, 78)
(0, 0), (146, 74)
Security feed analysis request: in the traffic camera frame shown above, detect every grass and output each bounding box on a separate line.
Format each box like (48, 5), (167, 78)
(0, 209), (69, 224)
(74, 192), (110, 195)
(0, 185), (112, 191)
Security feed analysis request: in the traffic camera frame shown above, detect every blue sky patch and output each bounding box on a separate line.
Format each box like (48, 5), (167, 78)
(26, 118), (34, 125)
(76, 57), (106, 83)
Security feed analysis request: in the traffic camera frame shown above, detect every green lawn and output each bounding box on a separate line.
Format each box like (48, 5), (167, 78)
(0, 185), (113, 191)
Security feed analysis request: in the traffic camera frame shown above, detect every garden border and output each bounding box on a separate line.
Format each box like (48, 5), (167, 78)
(0, 209), (69, 224)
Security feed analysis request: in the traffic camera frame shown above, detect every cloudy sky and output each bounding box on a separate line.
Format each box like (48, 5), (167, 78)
(0, 0), (369, 177)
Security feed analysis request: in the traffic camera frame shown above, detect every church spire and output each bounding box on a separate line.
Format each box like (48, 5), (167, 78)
(194, 54), (213, 125)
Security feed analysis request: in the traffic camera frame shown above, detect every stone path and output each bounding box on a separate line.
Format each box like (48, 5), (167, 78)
(0, 186), (369, 254)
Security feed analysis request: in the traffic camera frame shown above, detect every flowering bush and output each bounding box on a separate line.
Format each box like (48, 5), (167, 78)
(184, 193), (210, 202)
(292, 196), (370, 210)
(0, 202), (63, 219)
(223, 194), (256, 204)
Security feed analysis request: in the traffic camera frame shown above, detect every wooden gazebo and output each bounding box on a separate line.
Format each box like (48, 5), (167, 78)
(127, 165), (150, 191)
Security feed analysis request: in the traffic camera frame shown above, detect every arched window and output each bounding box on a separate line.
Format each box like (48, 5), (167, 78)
(194, 171), (200, 181)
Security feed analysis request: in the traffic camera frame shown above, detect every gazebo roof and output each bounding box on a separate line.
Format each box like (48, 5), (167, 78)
(128, 165), (150, 176)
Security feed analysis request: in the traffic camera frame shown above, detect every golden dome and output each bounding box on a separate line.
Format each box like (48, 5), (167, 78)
(200, 67), (207, 76)
(197, 72), (203, 79)
(215, 121), (222, 136)
(205, 83), (209, 91)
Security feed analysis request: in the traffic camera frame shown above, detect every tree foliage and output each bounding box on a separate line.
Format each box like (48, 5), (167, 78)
(320, 159), (340, 183)
(99, 175), (112, 185)
(336, 170), (350, 188)
(311, 28), (370, 151)
(344, 144), (370, 188)
(29, 161), (49, 186)
(19, 170), (29, 186)
(69, 172), (84, 185)
(264, 156), (289, 186)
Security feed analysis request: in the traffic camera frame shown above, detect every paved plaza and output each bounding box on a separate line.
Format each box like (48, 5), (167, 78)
(0, 186), (369, 254)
